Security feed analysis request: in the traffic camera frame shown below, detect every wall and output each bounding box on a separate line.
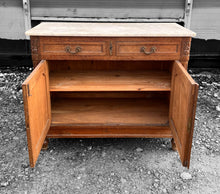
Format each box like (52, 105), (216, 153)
(189, 0), (220, 67)
(1, 0), (220, 41)
(30, 0), (184, 19)
(191, 0), (220, 40)
(0, 0), (26, 40)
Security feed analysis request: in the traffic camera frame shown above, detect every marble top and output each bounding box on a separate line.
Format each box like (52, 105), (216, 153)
(25, 22), (196, 37)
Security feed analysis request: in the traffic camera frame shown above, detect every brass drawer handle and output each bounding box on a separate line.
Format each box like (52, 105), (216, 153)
(141, 46), (156, 55)
(65, 46), (81, 54)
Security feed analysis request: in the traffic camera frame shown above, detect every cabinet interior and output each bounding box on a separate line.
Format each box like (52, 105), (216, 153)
(48, 60), (172, 128)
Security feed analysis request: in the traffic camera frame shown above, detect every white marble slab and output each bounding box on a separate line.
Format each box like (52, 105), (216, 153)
(25, 22), (196, 37)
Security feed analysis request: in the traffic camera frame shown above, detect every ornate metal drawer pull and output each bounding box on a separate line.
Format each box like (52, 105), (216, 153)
(65, 46), (81, 54)
(141, 46), (157, 55)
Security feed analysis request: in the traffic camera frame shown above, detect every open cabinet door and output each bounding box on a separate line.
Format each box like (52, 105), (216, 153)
(169, 61), (198, 168)
(22, 60), (51, 167)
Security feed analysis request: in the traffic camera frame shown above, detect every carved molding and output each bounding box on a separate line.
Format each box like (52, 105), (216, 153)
(183, 41), (190, 56)
(180, 37), (192, 70)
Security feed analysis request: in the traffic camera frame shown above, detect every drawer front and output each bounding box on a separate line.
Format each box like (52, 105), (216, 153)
(42, 41), (107, 56)
(116, 41), (180, 58)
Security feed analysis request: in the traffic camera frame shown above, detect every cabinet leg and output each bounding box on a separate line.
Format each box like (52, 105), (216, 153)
(42, 138), (49, 150)
(171, 138), (177, 151)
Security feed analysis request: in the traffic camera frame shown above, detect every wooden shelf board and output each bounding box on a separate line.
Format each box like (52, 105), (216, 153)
(49, 71), (171, 92)
(47, 126), (172, 138)
(51, 97), (169, 126)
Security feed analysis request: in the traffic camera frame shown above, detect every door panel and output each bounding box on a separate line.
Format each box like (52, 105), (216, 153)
(169, 61), (198, 168)
(22, 60), (51, 167)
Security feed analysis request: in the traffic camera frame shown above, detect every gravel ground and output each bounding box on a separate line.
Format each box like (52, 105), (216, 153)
(0, 66), (220, 194)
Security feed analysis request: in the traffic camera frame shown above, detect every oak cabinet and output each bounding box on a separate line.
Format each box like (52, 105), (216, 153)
(23, 23), (198, 168)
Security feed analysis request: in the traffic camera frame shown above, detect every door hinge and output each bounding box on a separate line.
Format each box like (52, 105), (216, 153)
(27, 84), (31, 96)
(187, 118), (192, 133)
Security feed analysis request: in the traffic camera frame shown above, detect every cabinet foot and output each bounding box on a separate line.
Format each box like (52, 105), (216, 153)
(42, 138), (49, 150)
(171, 138), (177, 151)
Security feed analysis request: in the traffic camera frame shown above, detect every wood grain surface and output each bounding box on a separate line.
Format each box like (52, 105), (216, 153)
(169, 60), (198, 168)
(22, 60), (51, 167)
(47, 126), (172, 138)
(51, 97), (169, 126)
(49, 71), (171, 92)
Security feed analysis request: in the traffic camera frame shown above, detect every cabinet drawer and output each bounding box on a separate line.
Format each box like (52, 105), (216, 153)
(116, 41), (180, 58)
(42, 41), (107, 56)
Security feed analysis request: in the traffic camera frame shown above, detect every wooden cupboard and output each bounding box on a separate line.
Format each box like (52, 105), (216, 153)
(23, 23), (198, 168)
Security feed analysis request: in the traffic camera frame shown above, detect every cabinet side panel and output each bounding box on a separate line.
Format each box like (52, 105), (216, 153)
(180, 37), (191, 69)
(31, 36), (41, 68)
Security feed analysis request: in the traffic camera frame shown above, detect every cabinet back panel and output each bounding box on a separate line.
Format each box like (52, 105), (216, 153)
(51, 97), (169, 126)
(51, 91), (170, 100)
(48, 60), (172, 72)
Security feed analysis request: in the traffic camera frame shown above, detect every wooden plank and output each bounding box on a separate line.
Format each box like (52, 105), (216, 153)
(49, 71), (171, 92)
(169, 60), (198, 168)
(47, 126), (172, 138)
(22, 60), (51, 167)
(51, 97), (169, 126)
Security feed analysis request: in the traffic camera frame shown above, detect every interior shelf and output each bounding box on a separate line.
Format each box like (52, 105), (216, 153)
(51, 97), (169, 127)
(49, 70), (171, 92)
